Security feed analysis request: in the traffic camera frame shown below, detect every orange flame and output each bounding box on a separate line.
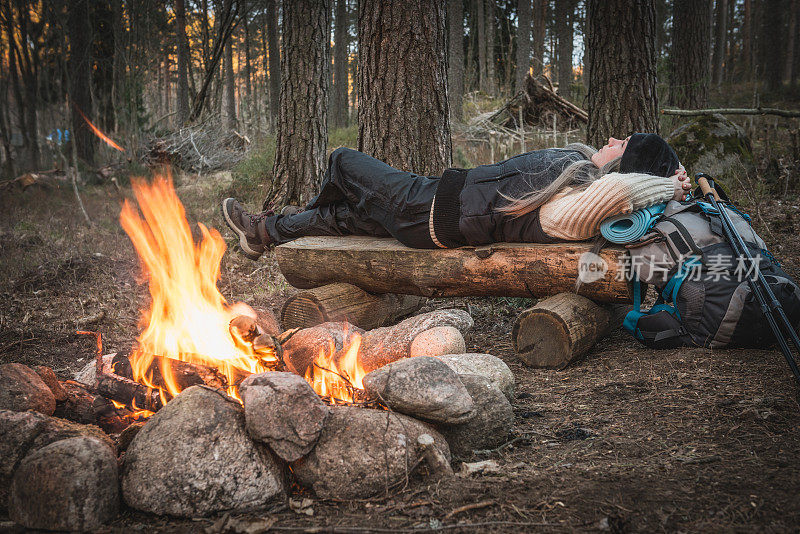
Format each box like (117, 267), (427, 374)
(305, 328), (366, 404)
(119, 175), (366, 405)
(120, 173), (269, 401)
(75, 105), (125, 152)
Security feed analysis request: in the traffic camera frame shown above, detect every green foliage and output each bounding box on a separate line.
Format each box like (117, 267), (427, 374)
(328, 125), (358, 151)
(227, 135), (276, 202)
(453, 145), (472, 168)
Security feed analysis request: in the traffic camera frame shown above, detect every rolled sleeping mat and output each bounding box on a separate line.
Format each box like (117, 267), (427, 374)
(600, 203), (667, 244)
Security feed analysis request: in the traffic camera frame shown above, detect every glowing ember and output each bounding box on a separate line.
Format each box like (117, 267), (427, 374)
(119, 175), (366, 405)
(305, 328), (366, 404)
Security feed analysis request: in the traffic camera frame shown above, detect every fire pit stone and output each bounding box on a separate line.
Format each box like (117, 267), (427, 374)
(121, 385), (286, 517)
(362, 356), (475, 424)
(0, 409), (115, 510)
(239, 371), (331, 462)
(8, 436), (118, 532)
(0, 362), (56, 416)
(436, 374), (515, 457)
(433, 353), (516, 401)
(291, 406), (451, 500)
(408, 325), (466, 358)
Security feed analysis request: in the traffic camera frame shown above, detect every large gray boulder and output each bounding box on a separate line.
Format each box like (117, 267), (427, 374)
(9, 437), (118, 531)
(122, 386), (286, 517)
(437, 375), (514, 457)
(0, 362), (56, 415)
(666, 113), (755, 186)
(433, 353), (515, 401)
(239, 372), (330, 462)
(0, 409), (114, 509)
(292, 406), (450, 499)
(362, 356), (475, 424)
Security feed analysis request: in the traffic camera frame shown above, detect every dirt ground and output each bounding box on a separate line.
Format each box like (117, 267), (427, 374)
(2, 171), (800, 533)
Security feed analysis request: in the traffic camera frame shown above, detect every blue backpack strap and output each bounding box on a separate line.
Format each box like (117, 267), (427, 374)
(623, 276), (647, 340)
(658, 256), (702, 321)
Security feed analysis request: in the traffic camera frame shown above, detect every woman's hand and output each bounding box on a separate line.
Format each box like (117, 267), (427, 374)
(671, 165), (691, 201)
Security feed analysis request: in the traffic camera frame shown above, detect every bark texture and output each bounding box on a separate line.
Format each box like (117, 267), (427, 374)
(175, 0), (190, 123)
(275, 237), (632, 303)
(357, 0), (451, 176)
(332, 0), (350, 127)
(532, 0), (546, 75)
(555, 0), (575, 92)
(225, 40), (237, 129)
(448, 0), (465, 120)
(585, 0), (658, 148)
(669, 0), (712, 108)
(67, 0), (95, 164)
(270, 0), (329, 206)
(712, 0), (727, 87)
(266, 0), (281, 130)
(485, 0), (497, 93)
(515, 0), (532, 93)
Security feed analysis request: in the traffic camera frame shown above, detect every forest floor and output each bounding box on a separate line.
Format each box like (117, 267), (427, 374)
(2, 165), (800, 533)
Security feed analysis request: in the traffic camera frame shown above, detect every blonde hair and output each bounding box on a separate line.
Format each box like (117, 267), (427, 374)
(498, 143), (622, 218)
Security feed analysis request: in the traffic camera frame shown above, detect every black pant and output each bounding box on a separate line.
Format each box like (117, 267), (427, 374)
(263, 148), (439, 248)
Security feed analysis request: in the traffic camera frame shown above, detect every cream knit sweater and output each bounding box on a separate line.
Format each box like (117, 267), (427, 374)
(538, 172), (675, 241)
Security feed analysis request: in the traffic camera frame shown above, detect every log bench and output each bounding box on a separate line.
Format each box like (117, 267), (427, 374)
(275, 236), (633, 369)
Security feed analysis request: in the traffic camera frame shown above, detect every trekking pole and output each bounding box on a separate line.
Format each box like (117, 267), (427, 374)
(696, 173), (800, 386)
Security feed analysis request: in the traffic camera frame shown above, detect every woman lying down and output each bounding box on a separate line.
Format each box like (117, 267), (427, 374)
(221, 133), (691, 260)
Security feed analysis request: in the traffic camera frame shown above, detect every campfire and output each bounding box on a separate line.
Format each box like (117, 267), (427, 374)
(91, 174), (369, 419)
(3, 173), (517, 528)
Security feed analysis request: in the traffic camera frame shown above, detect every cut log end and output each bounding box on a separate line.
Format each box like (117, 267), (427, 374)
(280, 282), (425, 331)
(513, 293), (613, 369)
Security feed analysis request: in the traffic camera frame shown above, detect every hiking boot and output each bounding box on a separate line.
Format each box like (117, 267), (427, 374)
(221, 198), (274, 260)
(280, 205), (304, 217)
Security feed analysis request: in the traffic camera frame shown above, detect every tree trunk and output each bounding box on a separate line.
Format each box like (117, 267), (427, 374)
(669, 0), (711, 108)
(762, 0), (784, 92)
(67, 0), (95, 165)
(175, 0), (190, 123)
(477, 0), (488, 91)
(515, 0), (532, 93)
(266, 0), (281, 131)
(532, 0), (546, 75)
(585, 0), (658, 148)
(225, 39), (237, 128)
(743, 0), (752, 80)
(270, 0), (329, 207)
(485, 0), (497, 94)
(357, 0), (451, 176)
(555, 0), (575, 95)
(784, 0), (798, 84)
(711, 0), (727, 87)
(332, 0), (350, 128)
(448, 0), (465, 120)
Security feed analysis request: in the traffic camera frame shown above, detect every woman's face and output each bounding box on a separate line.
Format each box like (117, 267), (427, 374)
(592, 136), (630, 168)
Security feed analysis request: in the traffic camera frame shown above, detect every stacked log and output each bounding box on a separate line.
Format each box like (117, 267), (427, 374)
(512, 293), (629, 369)
(281, 283), (425, 330)
(276, 237), (631, 303)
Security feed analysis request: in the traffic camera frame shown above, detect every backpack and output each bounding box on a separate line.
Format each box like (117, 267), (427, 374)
(623, 198), (800, 349)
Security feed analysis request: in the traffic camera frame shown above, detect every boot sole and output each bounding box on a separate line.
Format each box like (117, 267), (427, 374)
(221, 198), (264, 261)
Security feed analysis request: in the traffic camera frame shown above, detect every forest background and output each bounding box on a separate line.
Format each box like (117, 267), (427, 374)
(2, 2), (800, 530)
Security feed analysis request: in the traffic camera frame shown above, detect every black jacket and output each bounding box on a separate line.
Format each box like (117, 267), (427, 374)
(432, 148), (587, 247)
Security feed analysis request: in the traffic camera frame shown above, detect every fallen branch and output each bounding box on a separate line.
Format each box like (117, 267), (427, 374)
(661, 107), (800, 118)
(444, 500), (496, 519)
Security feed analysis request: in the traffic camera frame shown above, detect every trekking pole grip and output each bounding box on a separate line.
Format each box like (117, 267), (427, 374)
(696, 174), (721, 201)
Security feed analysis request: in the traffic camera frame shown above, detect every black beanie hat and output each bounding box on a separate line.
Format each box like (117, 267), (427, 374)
(619, 133), (680, 177)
